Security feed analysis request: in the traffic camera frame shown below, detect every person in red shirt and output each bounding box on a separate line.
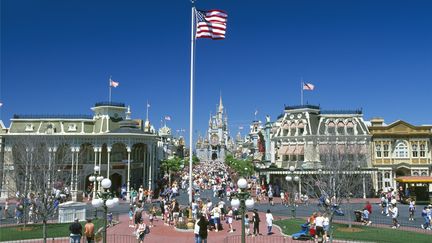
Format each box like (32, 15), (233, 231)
(364, 201), (372, 214)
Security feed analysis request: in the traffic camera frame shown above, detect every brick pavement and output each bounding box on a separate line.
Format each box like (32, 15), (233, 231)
(107, 210), (288, 243)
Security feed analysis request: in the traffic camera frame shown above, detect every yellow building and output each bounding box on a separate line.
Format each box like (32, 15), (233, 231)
(369, 118), (432, 192)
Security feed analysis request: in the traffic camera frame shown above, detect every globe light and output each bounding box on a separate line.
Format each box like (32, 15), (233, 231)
(101, 178), (112, 189)
(285, 175), (292, 182)
(294, 176), (300, 182)
(245, 198), (255, 209)
(89, 176), (96, 182)
(112, 197), (120, 206)
(94, 166), (100, 172)
(91, 198), (103, 208)
(237, 178), (248, 189)
(289, 166), (295, 172)
(106, 199), (115, 208)
(231, 198), (240, 208)
(97, 176), (104, 182)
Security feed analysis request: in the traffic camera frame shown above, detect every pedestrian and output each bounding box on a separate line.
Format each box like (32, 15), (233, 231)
(107, 212), (113, 227)
(69, 218), (83, 243)
(226, 206), (234, 233)
(420, 206), (430, 229)
(136, 219), (148, 243)
(194, 216), (201, 243)
(322, 213), (330, 242)
(252, 209), (261, 236)
(244, 214), (251, 236)
(314, 212), (324, 243)
(388, 203), (400, 228)
(362, 208), (372, 226)
(128, 206), (134, 227)
(268, 189), (274, 206)
(408, 199), (415, 221)
(84, 219), (95, 243)
(198, 214), (209, 243)
(265, 209), (274, 235)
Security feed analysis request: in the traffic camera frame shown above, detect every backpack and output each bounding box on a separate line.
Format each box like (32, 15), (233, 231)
(144, 225), (150, 234)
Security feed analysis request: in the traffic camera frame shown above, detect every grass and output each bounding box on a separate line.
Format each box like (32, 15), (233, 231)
(0, 219), (104, 241)
(274, 219), (431, 243)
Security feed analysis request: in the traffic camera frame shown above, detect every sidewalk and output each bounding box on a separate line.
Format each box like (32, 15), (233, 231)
(107, 211), (286, 243)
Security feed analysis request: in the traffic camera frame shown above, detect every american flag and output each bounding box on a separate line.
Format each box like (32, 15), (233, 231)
(164, 116), (171, 121)
(110, 78), (119, 88)
(303, 83), (315, 91)
(195, 9), (227, 40)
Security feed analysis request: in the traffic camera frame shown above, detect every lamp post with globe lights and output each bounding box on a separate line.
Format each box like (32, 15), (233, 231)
(285, 166), (299, 218)
(230, 178), (254, 243)
(90, 176), (119, 243)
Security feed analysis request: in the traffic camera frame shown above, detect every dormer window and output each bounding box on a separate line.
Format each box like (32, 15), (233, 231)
(337, 122), (345, 135)
(327, 122), (336, 135)
(25, 124), (34, 132)
(68, 123), (77, 132)
(46, 124), (56, 134)
(346, 122), (354, 135)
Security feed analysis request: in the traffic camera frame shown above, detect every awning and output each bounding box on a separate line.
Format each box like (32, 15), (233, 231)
(395, 176), (432, 183)
(277, 146), (289, 155)
(287, 146), (296, 155)
(296, 146), (304, 155)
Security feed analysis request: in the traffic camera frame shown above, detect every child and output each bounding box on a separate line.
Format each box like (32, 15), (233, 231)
(408, 199), (415, 221)
(149, 207), (155, 227)
(107, 212), (113, 227)
(244, 214), (251, 236)
(362, 208), (372, 225)
(129, 207), (134, 227)
(265, 209), (274, 235)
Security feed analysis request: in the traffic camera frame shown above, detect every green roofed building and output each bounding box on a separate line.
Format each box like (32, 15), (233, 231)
(0, 101), (162, 201)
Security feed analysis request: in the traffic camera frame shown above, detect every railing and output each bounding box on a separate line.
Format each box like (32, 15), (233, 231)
(13, 114), (93, 119)
(284, 105), (320, 110)
(94, 102), (125, 107)
(321, 109), (363, 115)
(0, 235), (137, 243)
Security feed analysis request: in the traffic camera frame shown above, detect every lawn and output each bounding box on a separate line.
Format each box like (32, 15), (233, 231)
(0, 219), (104, 241)
(274, 219), (431, 243)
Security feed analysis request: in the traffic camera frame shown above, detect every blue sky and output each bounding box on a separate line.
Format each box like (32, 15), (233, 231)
(1, 0), (431, 142)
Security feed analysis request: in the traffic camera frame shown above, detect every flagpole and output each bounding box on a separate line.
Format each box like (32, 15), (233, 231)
(146, 100), (149, 121)
(109, 76), (112, 103)
(301, 79), (303, 105)
(188, 2), (196, 204)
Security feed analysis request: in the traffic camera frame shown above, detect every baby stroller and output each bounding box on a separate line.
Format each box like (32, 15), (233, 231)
(332, 204), (345, 216)
(292, 223), (313, 240)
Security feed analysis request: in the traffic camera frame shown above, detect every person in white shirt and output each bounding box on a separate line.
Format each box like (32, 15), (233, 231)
(314, 213), (324, 242)
(323, 214), (330, 241)
(389, 203), (400, 228)
(265, 209), (274, 235)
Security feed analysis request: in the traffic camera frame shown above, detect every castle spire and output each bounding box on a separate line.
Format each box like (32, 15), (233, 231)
(219, 93), (224, 113)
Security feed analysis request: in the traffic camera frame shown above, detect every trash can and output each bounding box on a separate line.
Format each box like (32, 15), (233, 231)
(354, 210), (362, 222)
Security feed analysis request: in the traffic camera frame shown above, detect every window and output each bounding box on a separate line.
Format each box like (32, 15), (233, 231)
(412, 144), (418, 157)
(68, 124), (77, 132)
(290, 154), (297, 161)
(421, 171), (428, 176)
(384, 172), (390, 179)
(46, 124), (55, 134)
(394, 141), (408, 158)
(282, 155), (289, 161)
(298, 154), (304, 161)
(413, 171), (419, 176)
(383, 144), (390, 157)
(290, 124), (296, 136)
(337, 122), (345, 135)
(377, 172), (383, 190)
(420, 144), (426, 157)
(346, 122), (354, 135)
(25, 124), (34, 132)
(298, 123), (305, 135)
(376, 144), (382, 158)
(283, 129), (288, 136)
(327, 122), (335, 135)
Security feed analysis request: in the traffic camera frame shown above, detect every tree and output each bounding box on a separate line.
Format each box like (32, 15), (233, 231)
(6, 136), (78, 243)
(160, 156), (184, 185)
(225, 154), (254, 178)
(301, 141), (371, 242)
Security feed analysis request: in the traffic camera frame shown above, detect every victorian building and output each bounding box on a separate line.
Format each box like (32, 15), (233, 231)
(368, 118), (432, 192)
(0, 101), (162, 200)
(196, 96), (231, 162)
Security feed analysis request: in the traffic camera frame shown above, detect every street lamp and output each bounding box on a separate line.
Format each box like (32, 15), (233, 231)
(230, 178), (254, 243)
(285, 166), (299, 218)
(91, 176), (119, 243)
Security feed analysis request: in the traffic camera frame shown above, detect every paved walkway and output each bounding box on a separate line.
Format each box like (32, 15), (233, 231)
(107, 211), (287, 243)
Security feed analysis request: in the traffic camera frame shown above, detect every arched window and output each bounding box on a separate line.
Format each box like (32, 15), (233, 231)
(383, 143), (390, 157)
(327, 122), (335, 135)
(298, 122), (305, 135)
(377, 172), (383, 190)
(337, 121), (345, 135)
(394, 141), (408, 158)
(290, 124), (296, 136)
(346, 121), (354, 135)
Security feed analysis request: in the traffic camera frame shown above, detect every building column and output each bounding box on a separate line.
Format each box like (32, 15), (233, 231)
(362, 175), (366, 199)
(126, 146), (131, 201)
(70, 147), (76, 201)
(107, 147), (111, 179)
(98, 147), (102, 193)
(148, 144), (153, 191)
(74, 147), (79, 192)
(92, 147), (99, 200)
(142, 145), (147, 188)
(298, 176), (302, 194)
